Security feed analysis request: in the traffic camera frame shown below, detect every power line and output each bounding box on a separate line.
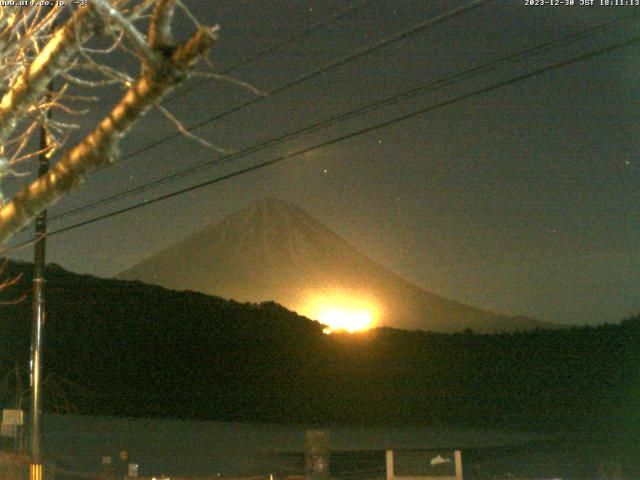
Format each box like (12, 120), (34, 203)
(49, 13), (639, 222)
(110, 0), (494, 170)
(47, 0), (497, 221)
(37, 34), (640, 241)
(163, 0), (375, 104)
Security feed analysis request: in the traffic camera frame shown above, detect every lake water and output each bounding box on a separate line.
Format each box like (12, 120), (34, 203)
(3, 414), (631, 479)
(34, 414), (541, 477)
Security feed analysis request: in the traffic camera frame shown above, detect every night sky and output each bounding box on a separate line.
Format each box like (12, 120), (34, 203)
(4, 0), (639, 326)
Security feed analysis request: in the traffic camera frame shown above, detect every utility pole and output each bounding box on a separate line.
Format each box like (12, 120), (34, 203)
(30, 109), (50, 480)
(30, 73), (53, 480)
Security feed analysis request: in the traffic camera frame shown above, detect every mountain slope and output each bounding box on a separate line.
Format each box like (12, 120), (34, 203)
(119, 198), (553, 333)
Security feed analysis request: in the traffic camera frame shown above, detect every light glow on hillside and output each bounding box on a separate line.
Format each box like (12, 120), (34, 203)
(302, 291), (379, 334)
(318, 308), (373, 334)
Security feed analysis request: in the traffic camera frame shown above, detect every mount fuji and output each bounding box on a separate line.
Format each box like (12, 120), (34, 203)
(118, 198), (554, 333)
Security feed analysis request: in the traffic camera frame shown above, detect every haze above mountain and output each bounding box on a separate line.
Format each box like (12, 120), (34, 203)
(119, 198), (554, 333)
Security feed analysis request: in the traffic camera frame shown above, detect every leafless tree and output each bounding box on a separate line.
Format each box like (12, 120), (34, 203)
(0, 0), (219, 246)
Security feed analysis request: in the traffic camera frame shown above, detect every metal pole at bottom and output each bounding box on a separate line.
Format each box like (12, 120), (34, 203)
(30, 84), (51, 474)
(30, 273), (45, 465)
(30, 463), (43, 480)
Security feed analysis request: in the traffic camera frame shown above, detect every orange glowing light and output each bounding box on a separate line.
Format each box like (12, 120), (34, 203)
(301, 291), (379, 334)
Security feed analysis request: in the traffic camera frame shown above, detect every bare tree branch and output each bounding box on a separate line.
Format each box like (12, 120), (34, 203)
(155, 102), (232, 154)
(0, 22), (219, 245)
(0, 5), (97, 143)
(91, 0), (160, 67)
(192, 71), (267, 97)
(149, 0), (176, 49)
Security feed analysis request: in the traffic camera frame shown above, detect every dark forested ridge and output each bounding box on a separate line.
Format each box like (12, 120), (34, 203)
(0, 260), (638, 435)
